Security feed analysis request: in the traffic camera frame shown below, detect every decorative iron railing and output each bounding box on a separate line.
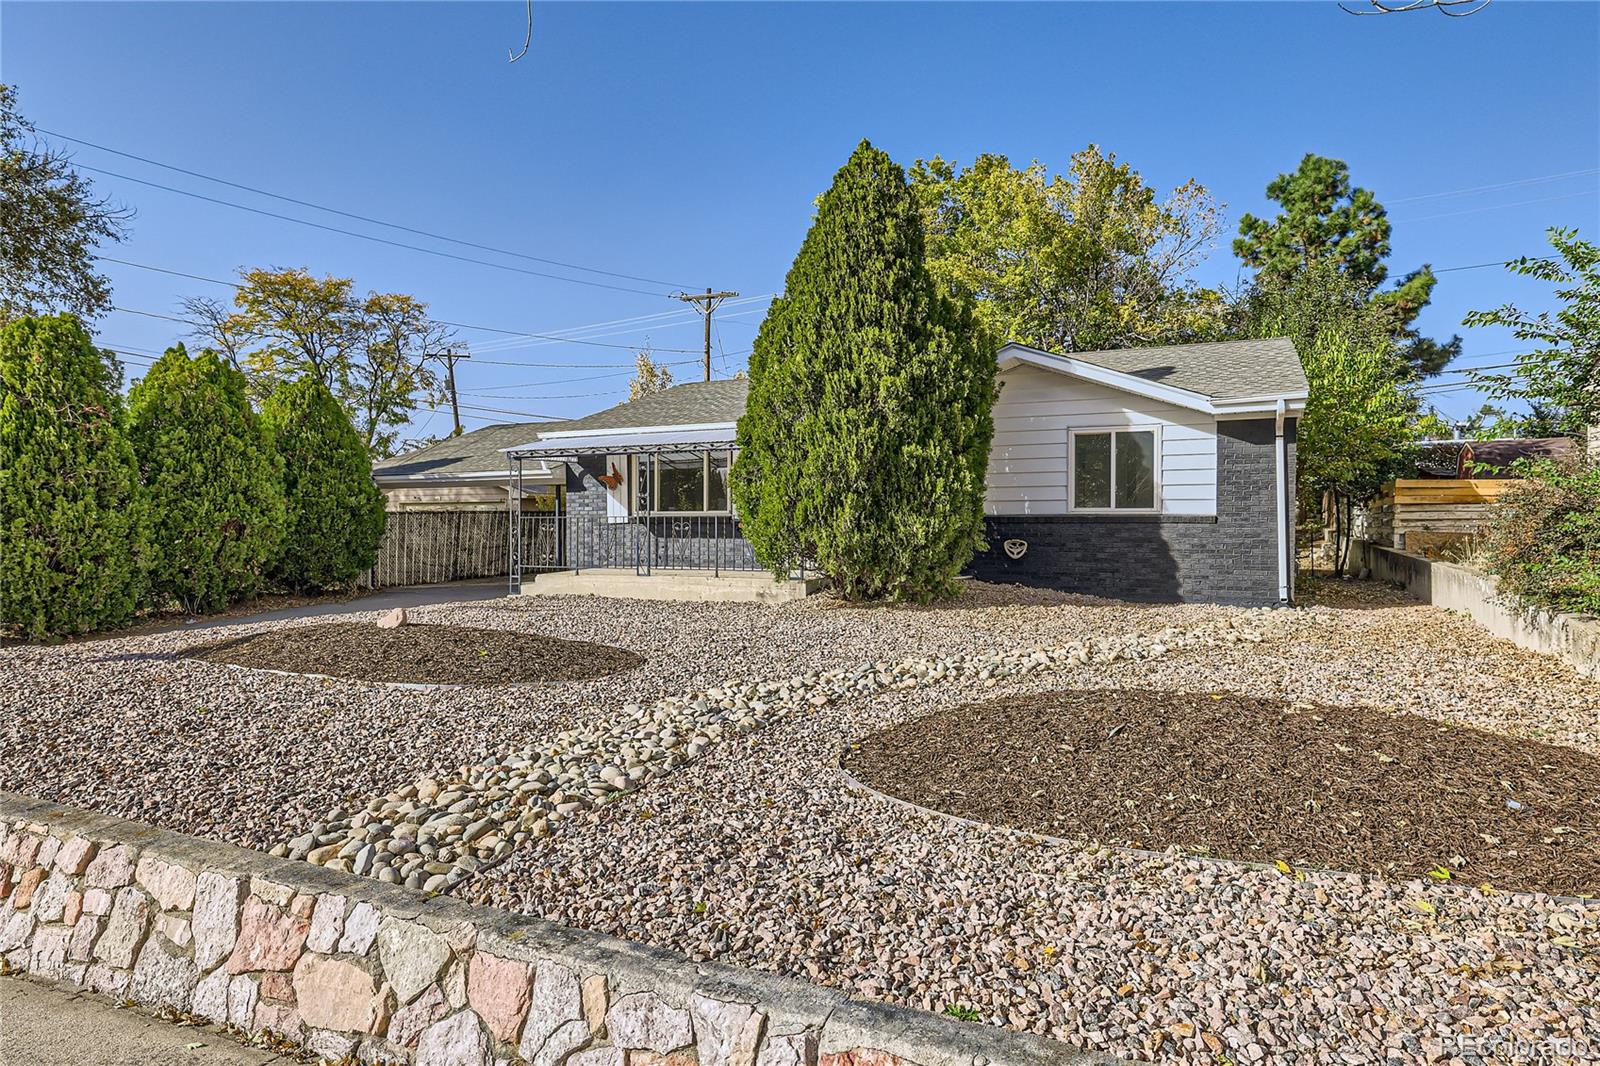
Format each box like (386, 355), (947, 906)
(512, 512), (764, 583)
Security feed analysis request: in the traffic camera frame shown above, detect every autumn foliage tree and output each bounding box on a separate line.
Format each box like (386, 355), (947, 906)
(185, 267), (448, 456)
(734, 140), (996, 600)
(0, 314), (149, 637)
(124, 344), (286, 612)
(910, 146), (1226, 353)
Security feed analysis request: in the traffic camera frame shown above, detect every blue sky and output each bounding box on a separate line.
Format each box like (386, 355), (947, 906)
(4, 1), (1597, 437)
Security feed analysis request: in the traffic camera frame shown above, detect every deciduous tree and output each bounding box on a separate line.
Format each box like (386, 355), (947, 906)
(909, 146), (1225, 353)
(124, 344), (286, 612)
(628, 347), (674, 400)
(0, 314), (149, 637)
(1463, 228), (1599, 441)
(184, 267), (446, 456)
(734, 140), (997, 600)
(0, 85), (131, 323)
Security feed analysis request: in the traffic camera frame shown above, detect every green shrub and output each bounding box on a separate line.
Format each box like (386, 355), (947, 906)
(732, 140), (997, 601)
(1485, 459), (1600, 615)
(124, 344), (286, 613)
(0, 314), (149, 637)
(262, 376), (386, 590)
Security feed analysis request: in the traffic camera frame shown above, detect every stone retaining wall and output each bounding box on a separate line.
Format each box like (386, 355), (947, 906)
(0, 792), (1102, 1066)
(1353, 541), (1600, 678)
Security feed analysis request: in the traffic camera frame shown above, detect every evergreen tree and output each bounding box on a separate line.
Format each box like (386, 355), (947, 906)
(1235, 153), (1460, 376)
(124, 344), (286, 612)
(262, 376), (386, 590)
(0, 314), (149, 637)
(733, 140), (997, 600)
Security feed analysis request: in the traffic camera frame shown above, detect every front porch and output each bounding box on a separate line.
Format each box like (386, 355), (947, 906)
(504, 421), (823, 603)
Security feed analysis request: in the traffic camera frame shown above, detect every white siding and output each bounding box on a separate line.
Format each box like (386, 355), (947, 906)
(985, 364), (1217, 516)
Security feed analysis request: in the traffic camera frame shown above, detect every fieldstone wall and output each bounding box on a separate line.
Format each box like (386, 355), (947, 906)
(0, 792), (1102, 1066)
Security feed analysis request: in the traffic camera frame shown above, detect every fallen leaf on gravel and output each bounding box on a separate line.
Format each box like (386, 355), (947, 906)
(1427, 865), (1452, 881)
(1412, 899), (1437, 914)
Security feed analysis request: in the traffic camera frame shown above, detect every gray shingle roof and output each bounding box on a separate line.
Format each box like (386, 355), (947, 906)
(1045, 337), (1307, 401)
(550, 379), (749, 433)
(372, 420), (568, 478)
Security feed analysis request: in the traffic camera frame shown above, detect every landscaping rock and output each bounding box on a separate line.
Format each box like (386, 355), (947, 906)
(466, 952), (533, 1044)
(415, 1010), (491, 1066)
(376, 919), (450, 1005)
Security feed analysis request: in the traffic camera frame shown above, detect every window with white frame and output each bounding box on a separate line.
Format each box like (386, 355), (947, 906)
(636, 451), (734, 514)
(1069, 429), (1159, 511)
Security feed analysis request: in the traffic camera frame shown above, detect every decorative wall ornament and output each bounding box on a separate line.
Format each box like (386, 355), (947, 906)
(597, 464), (625, 490)
(1003, 539), (1028, 560)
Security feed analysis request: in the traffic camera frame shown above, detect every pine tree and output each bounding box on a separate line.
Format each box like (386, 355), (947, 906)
(124, 344), (286, 612)
(0, 314), (149, 637)
(262, 376), (386, 590)
(732, 140), (997, 600)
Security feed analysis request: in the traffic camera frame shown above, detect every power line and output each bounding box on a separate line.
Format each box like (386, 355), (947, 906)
(41, 128), (700, 291)
(72, 162), (672, 298)
(1392, 189), (1598, 225)
(96, 255), (709, 355)
(1385, 168), (1600, 205)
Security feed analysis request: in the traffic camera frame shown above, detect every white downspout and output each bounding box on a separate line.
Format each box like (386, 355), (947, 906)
(1274, 399), (1289, 604)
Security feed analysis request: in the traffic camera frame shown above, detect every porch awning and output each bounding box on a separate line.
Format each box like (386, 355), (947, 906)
(505, 424), (737, 459)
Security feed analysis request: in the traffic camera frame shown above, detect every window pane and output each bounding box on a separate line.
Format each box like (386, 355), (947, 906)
(707, 451), (730, 512)
(1114, 430), (1156, 509)
(656, 452), (705, 512)
(1073, 433), (1112, 509)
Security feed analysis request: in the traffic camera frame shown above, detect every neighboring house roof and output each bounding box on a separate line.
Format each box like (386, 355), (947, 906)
(373, 420), (569, 480)
(556, 379), (750, 432)
(997, 338), (1307, 415)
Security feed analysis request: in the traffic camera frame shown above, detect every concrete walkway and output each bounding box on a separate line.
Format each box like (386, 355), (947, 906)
(0, 977), (300, 1065)
(182, 578), (509, 631)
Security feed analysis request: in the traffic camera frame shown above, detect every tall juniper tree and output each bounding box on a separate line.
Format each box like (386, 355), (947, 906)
(0, 314), (149, 637)
(124, 344), (286, 613)
(262, 376), (386, 590)
(733, 140), (997, 600)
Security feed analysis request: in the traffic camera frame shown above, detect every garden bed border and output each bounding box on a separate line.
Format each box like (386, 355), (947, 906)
(1352, 541), (1600, 678)
(0, 791), (1108, 1066)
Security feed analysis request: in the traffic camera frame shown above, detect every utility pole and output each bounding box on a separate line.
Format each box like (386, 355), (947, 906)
(431, 347), (471, 437)
(675, 288), (739, 381)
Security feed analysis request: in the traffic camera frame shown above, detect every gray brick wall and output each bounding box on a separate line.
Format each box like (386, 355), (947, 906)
(969, 417), (1298, 605)
(562, 457), (757, 572)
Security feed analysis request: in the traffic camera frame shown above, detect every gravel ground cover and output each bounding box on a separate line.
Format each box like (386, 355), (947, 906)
(844, 688), (1600, 896)
(188, 620), (643, 685)
(3, 578), (1598, 1064)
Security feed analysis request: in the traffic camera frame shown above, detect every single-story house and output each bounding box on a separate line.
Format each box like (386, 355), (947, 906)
(497, 337), (1308, 605)
(372, 421), (569, 510)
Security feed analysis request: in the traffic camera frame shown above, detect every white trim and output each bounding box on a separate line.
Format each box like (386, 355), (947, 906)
(997, 342), (1309, 418)
(1067, 426), (1163, 513)
(501, 420), (737, 453)
(999, 345), (1214, 414)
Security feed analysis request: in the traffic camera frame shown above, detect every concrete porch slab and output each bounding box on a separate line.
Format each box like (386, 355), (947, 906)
(521, 569), (828, 604)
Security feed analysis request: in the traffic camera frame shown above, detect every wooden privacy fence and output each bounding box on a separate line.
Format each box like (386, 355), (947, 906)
(363, 510), (563, 588)
(1355, 478), (1514, 554)
(363, 511), (509, 589)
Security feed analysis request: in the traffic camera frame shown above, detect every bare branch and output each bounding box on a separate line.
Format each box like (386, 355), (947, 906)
(508, 0), (532, 62)
(1339, 0), (1491, 16)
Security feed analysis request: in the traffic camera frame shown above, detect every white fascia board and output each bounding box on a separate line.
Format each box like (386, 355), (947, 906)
(997, 344), (1216, 415)
(1214, 396), (1308, 419)
(502, 421), (737, 450)
(375, 465), (563, 485)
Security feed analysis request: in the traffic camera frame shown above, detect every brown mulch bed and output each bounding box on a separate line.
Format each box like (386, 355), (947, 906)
(189, 622), (642, 685)
(845, 689), (1599, 896)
